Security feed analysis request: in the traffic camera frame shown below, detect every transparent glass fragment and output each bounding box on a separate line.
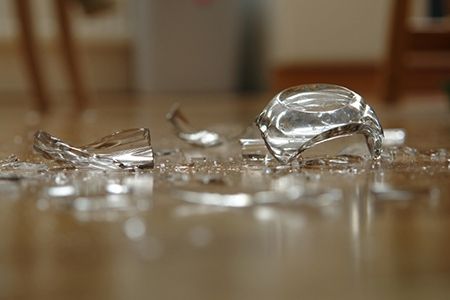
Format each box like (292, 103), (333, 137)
(379, 146), (449, 172)
(240, 128), (404, 162)
(33, 128), (154, 170)
(382, 128), (406, 147)
(0, 154), (48, 181)
(0, 154), (19, 168)
(255, 84), (384, 163)
(239, 138), (267, 161)
(166, 103), (223, 147)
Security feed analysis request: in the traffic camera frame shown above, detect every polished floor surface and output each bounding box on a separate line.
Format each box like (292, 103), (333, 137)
(0, 93), (449, 300)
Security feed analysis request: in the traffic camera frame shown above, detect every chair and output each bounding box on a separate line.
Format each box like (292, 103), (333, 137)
(383, 0), (450, 102)
(15, 0), (89, 112)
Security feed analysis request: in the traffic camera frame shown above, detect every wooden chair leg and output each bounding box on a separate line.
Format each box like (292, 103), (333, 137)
(54, 0), (88, 110)
(15, 0), (50, 112)
(382, 0), (412, 103)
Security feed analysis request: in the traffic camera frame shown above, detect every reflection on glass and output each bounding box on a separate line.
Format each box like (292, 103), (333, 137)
(166, 103), (223, 147)
(33, 128), (154, 170)
(256, 84), (384, 163)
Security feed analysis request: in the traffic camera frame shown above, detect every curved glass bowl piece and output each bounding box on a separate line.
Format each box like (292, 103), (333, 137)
(33, 128), (154, 170)
(255, 84), (384, 163)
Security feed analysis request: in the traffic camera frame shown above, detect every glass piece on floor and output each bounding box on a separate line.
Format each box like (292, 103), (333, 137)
(0, 154), (19, 168)
(0, 154), (47, 171)
(0, 154), (48, 181)
(240, 138), (267, 161)
(421, 148), (449, 163)
(240, 128), (404, 162)
(301, 155), (367, 173)
(33, 128), (154, 170)
(256, 84), (384, 163)
(166, 103), (223, 147)
(381, 146), (418, 164)
(382, 128), (406, 147)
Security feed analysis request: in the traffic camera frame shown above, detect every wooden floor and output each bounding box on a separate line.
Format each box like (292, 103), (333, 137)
(0, 92), (449, 300)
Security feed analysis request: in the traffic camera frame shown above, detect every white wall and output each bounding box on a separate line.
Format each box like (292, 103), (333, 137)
(269, 0), (428, 65)
(270, 0), (391, 64)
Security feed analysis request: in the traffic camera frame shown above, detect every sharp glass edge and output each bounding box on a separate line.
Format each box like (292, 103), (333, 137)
(33, 128), (154, 170)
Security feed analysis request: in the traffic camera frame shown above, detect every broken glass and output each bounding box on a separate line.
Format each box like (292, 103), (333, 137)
(382, 128), (406, 147)
(33, 128), (154, 170)
(0, 154), (48, 181)
(166, 103), (223, 147)
(240, 128), (406, 162)
(0, 154), (19, 168)
(255, 84), (384, 163)
(240, 138), (267, 161)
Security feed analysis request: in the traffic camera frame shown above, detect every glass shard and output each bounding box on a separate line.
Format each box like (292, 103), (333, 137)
(166, 103), (223, 147)
(0, 154), (19, 168)
(33, 128), (154, 170)
(382, 128), (406, 147)
(240, 138), (267, 161)
(255, 84), (384, 163)
(0, 154), (48, 181)
(240, 128), (404, 162)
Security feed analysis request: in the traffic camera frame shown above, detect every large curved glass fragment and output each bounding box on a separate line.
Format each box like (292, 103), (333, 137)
(255, 84), (384, 163)
(166, 103), (223, 147)
(33, 128), (154, 170)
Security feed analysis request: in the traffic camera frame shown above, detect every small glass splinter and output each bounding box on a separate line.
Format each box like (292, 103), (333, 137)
(166, 103), (223, 147)
(33, 128), (154, 170)
(256, 84), (384, 163)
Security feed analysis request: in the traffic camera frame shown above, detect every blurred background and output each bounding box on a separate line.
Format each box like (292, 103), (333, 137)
(0, 0), (448, 109)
